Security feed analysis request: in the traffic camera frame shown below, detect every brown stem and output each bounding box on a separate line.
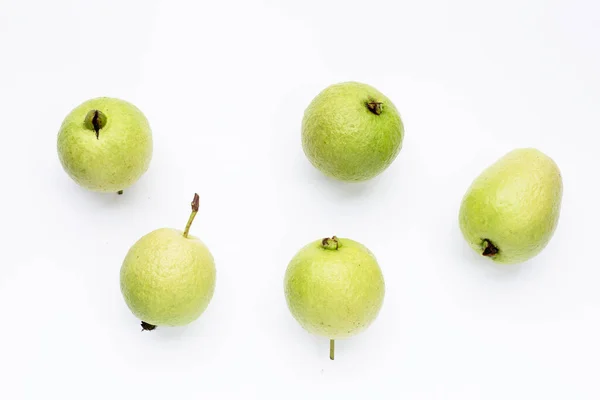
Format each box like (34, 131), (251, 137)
(183, 193), (200, 238)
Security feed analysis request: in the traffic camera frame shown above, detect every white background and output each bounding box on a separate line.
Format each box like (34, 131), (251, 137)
(0, 0), (599, 399)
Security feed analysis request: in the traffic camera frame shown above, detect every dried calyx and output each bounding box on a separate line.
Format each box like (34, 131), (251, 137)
(321, 236), (339, 250)
(141, 321), (156, 331)
(482, 239), (499, 257)
(84, 110), (107, 139)
(366, 100), (383, 115)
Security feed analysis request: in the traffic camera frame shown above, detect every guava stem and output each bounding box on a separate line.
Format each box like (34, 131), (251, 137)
(330, 339), (335, 360)
(183, 193), (200, 238)
(84, 110), (107, 139)
(321, 236), (339, 250)
(482, 239), (499, 257)
(117, 190), (123, 195)
(366, 101), (383, 115)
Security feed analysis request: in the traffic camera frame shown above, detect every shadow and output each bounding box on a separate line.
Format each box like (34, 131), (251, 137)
(277, 309), (332, 361)
(121, 316), (214, 344)
(77, 176), (152, 207)
(51, 170), (155, 220)
(151, 324), (191, 341)
(308, 332), (332, 360)
(302, 164), (385, 201)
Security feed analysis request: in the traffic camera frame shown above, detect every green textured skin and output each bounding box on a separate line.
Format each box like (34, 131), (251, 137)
(120, 228), (216, 326)
(459, 148), (563, 264)
(284, 237), (385, 339)
(57, 97), (153, 192)
(301, 82), (404, 182)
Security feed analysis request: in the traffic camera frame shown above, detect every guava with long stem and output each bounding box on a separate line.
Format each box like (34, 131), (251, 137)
(120, 194), (216, 329)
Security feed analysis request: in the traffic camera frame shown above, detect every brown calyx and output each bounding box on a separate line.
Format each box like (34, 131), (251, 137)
(84, 109), (107, 139)
(321, 236), (339, 250)
(366, 101), (383, 115)
(141, 321), (156, 331)
(482, 239), (499, 257)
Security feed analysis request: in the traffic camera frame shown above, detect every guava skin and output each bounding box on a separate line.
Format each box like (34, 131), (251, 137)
(284, 237), (385, 339)
(301, 82), (404, 182)
(120, 228), (216, 327)
(459, 148), (563, 264)
(57, 97), (153, 193)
